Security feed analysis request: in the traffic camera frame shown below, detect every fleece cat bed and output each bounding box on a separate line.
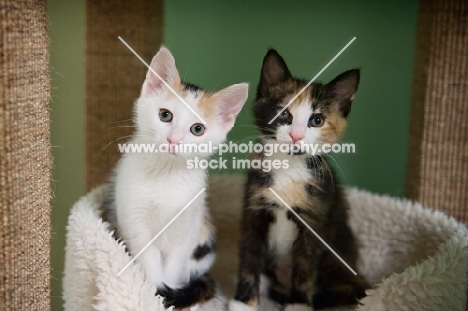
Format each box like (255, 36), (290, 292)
(63, 175), (468, 311)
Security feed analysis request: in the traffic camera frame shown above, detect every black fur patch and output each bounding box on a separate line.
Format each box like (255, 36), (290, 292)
(192, 240), (215, 261)
(247, 167), (272, 187)
(268, 286), (289, 304)
(258, 195), (279, 208)
(304, 183), (319, 197)
(305, 154), (323, 170)
(156, 274), (215, 309)
(234, 279), (256, 303)
(289, 288), (310, 305)
(182, 81), (202, 93)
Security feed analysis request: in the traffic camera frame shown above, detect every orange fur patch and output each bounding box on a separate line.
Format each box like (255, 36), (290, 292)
(246, 298), (258, 308)
(198, 92), (218, 120)
(265, 180), (308, 208)
(162, 80), (219, 121)
(321, 106), (347, 143)
(282, 82), (316, 111)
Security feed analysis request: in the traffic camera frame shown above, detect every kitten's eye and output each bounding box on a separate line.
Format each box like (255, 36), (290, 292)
(277, 107), (290, 119)
(190, 123), (205, 136)
(309, 115), (324, 127)
(159, 109), (173, 122)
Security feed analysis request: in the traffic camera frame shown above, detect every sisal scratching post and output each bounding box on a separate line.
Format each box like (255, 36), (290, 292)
(406, 0), (468, 224)
(86, 0), (163, 190)
(0, 1), (51, 310)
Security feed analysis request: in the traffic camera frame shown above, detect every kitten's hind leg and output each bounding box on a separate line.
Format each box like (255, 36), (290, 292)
(312, 249), (368, 309)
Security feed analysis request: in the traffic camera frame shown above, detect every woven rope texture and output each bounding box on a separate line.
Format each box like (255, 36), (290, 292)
(86, 0), (163, 190)
(0, 0), (51, 310)
(406, 0), (468, 224)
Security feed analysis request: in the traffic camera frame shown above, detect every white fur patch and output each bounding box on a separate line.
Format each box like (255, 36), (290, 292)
(284, 303), (313, 311)
(259, 274), (271, 296)
(180, 304), (199, 311)
(268, 153), (309, 189)
(268, 208), (297, 257)
(228, 300), (258, 311)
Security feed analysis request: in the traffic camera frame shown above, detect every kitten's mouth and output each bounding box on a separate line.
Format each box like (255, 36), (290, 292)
(165, 144), (177, 155)
(288, 141), (306, 156)
(289, 149), (305, 156)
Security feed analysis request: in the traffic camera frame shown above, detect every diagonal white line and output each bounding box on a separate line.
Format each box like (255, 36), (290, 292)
(268, 37), (356, 124)
(117, 188), (206, 276)
(268, 188), (357, 275)
(118, 36), (207, 125)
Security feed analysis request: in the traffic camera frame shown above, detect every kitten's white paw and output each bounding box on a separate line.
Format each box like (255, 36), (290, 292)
(284, 304), (313, 311)
(228, 299), (257, 311)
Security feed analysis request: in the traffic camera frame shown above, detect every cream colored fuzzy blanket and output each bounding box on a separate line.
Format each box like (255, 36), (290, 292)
(63, 175), (468, 311)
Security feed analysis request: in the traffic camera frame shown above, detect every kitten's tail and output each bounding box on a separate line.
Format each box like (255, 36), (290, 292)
(156, 273), (216, 309)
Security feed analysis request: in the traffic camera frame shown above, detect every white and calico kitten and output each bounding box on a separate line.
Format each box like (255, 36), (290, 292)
(102, 46), (248, 310)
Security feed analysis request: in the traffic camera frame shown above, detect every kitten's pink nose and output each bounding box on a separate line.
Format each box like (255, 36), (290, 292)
(167, 137), (179, 145)
(289, 133), (304, 144)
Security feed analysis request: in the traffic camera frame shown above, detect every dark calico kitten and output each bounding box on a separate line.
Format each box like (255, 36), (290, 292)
(229, 50), (368, 311)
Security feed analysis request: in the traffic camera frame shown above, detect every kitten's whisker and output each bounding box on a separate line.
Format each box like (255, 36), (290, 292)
(315, 85), (325, 102)
(210, 152), (221, 162)
(101, 135), (134, 152)
(327, 154), (345, 178)
(110, 119), (134, 125)
(210, 79), (225, 93)
(111, 125), (136, 128)
(321, 156), (336, 194)
(318, 156), (325, 189)
(312, 156), (324, 189)
(106, 125), (136, 131)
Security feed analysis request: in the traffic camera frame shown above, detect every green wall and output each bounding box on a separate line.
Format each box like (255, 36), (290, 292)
(163, 0), (417, 195)
(49, 1), (417, 309)
(49, 0), (86, 309)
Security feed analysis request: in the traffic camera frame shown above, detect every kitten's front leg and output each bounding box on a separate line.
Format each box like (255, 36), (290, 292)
(134, 242), (164, 287)
(230, 208), (274, 311)
(286, 223), (324, 311)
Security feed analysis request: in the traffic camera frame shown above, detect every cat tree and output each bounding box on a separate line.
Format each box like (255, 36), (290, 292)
(405, 0), (468, 224)
(0, 1), (51, 310)
(1, 0), (467, 310)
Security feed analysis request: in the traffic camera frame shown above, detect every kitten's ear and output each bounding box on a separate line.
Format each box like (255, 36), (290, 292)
(326, 69), (360, 117)
(214, 83), (249, 130)
(141, 46), (181, 97)
(258, 49), (291, 97)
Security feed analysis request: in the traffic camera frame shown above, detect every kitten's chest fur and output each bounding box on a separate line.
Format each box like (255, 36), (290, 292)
(259, 154), (336, 270)
(114, 154), (207, 246)
(267, 155), (310, 257)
